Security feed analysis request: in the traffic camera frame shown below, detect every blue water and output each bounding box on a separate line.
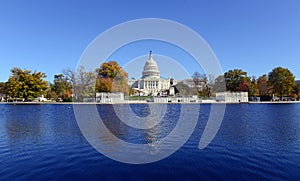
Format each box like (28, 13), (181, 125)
(0, 103), (299, 180)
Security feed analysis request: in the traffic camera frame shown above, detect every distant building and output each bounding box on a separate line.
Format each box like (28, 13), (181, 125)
(249, 96), (260, 102)
(34, 95), (48, 102)
(296, 80), (300, 86)
(128, 51), (172, 96)
(151, 96), (199, 103)
(216, 92), (248, 103)
(82, 97), (95, 102)
(96, 92), (124, 103)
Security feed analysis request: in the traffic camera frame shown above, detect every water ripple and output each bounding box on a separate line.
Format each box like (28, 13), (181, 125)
(0, 104), (300, 179)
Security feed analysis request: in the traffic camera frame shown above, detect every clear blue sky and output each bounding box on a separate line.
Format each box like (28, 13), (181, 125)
(1, 0), (299, 82)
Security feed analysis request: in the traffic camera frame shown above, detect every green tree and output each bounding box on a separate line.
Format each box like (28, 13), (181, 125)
(0, 82), (7, 94)
(51, 74), (72, 99)
(224, 69), (248, 91)
(295, 84), (300, 100)
(45, 87), (57, 100)
(249, 76), (259, 96)
(6, 68), (48, 101)
(0, 82), (7, 101)
(268, 67), (296, 100)
(96, 61), (129, 94)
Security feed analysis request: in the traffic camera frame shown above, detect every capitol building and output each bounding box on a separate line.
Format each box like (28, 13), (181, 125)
(128, 51), (172, 96)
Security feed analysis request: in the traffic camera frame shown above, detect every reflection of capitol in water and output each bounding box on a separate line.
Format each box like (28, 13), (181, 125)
(128, 51), (173, 96)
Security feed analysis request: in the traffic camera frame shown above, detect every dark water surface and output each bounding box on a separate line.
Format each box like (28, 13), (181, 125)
(0, 103), (299, 180)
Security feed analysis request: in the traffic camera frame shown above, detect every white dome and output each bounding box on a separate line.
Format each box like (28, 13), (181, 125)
(142, 51), (160, 78)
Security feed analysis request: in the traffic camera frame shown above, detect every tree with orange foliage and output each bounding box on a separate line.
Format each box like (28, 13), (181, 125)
(95, 61), (129, 95)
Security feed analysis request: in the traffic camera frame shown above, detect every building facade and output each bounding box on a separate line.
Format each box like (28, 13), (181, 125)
(128, 51), (172, 96)
(216, 92), (249, 103)
(96, 92), (124, 103)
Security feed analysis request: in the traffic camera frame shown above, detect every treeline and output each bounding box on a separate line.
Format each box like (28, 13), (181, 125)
(0, 62), (299, 102)
(0, 61), (129, 102)
(190, 67), (299, 101)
